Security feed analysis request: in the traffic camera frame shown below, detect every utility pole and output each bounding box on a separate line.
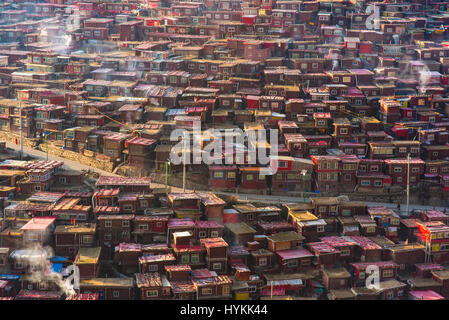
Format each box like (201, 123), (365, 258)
(182, 160), (186, 192)
(406, 153), (411, 216)
(165, 161), (168, 188)
(301, 170), (307, 203)
(19, 100), (23, 160)
(45, 132), (48, 161)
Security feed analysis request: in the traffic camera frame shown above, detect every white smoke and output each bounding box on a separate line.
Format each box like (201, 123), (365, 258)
(419, 69), (431, 92)
(14, 244), (76, 297)
(332, 59), (338, 71)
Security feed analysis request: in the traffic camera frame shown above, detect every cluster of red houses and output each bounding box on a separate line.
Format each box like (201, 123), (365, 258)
(0, 0), (449, 199)
(1, 0), (449, 302)
(0, 168), (446, 300)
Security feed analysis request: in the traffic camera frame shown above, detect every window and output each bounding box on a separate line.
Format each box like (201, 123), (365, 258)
(394, 167), (402, 173)
(140, 200), (148, 208)
(104, 234), (112, 241)
(227, 172), (235, 179)
(105, 221), (112, 228)
(202, 288), (213, 295)
(259, 257), (267, 266)
(287, 260), (298, 267)
(139, 224), (148, 231)
(83, 235), (93, 244)
(123, 205), (133, 211)
(146, 290), (158, 297)
(374, 180), (382, 187)
(199, 231), (206, 238)
(191, 254), (200, 263)
(213, 263), (222, 270)
(211, 231), (219, 238)
(181, 254), (189, 264)
(366, 227), (376, 234)
(28, 232), (38, 241)
(340, 128), (348, 134)
(382, 269), (394, 278)
(411, 167), (419, 173)
(317, 225), (325, 233)
(340, 248), (350, 256)
(148, 265), (158, 272)
(113, 291), (120, 298)
(213, 171), (224, 179)
(246, 174), (254, 181)
(223, 285), (230, 295)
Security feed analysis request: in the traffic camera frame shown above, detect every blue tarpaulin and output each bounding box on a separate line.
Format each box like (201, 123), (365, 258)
(50, 256), (68, 263)
(51, 263), (63, 273)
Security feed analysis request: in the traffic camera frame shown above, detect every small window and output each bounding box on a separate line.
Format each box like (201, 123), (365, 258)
(287, 260), (298, 267)
(202, 288), (212, 295)
(213, 171), (224, 179)
(113, 291), (120, 298)
(198, 231), (206, 238)
(105, 221), (112, 228)
(148, 265), (158, 272)
(83, 235), (93, 244)
(213, 263), (222, 270)
(191, 254), (200, 263)
(181, 255), (189, 264)
(146, 290), (158, 297)
(382, 269), (394, 278)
